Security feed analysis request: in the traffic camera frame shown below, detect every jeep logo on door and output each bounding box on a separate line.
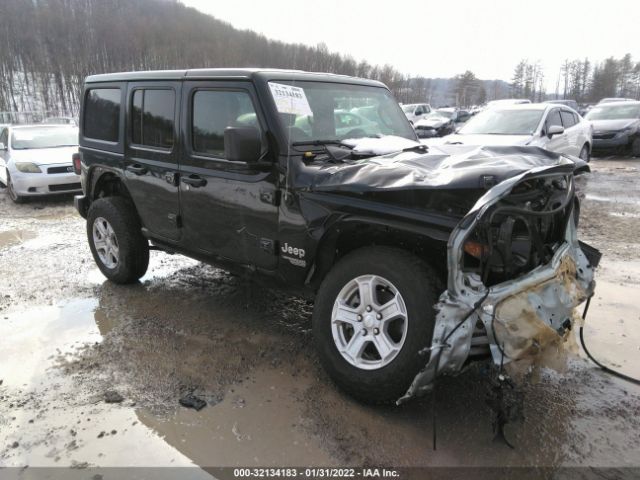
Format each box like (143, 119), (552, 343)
(280, 242), (305, 258)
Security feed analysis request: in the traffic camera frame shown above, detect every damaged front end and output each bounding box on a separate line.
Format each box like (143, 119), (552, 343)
(399, 157), (599, 403)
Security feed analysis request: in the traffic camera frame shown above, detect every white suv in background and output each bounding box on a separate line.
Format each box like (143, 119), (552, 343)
(441, 103), (593, 161)
(401, 103), (432, 124)
(0, 124), (80, 203)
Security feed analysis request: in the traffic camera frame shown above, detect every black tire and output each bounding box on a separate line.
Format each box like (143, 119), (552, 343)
(632, 138), (640, 158)
(579, 144), (590, 163)
(312, 246), (439, 404)
(87, 196), (149, 284)
(7, 172), (26, 203)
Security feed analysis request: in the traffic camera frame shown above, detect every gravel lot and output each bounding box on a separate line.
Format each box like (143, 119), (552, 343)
(1, 157), (639, 475)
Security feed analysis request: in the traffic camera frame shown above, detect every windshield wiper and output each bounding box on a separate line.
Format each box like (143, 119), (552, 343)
(291, 139), (353, 148)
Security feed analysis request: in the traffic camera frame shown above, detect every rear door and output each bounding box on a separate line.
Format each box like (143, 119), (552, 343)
(560, 109), (580, 155)
(179, 80), (279, 270)
(124, 83), (181, 241)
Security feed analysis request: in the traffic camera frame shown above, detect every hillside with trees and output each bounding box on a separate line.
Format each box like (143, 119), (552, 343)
(1, 0), (638, 119)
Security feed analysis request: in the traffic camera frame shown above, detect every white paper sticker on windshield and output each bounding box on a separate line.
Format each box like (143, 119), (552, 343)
(269, 82), (313, 116)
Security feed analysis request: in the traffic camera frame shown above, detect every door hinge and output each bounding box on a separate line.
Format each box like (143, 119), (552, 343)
(259, 237), (275, 255)
(260, 190), (280, 206)
(165, 172), (179, 187)
(168, 213), (182, 228)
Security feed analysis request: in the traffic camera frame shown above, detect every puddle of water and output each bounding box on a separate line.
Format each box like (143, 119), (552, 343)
(585, 193), (640, 205)
(0, 229), (36, 249)
(138, 368), (335, 467)
(609, 211), (640, 219)
(0, 299), (213, 471)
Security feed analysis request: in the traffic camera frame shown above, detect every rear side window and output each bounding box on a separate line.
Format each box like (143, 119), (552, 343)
(560, 110), (576, 128)
(131, 89), (175, 149)
(192, 90), (260, 157)
(84, 88), (120, 142)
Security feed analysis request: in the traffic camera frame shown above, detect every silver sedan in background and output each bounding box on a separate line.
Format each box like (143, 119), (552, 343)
(0, 125), (80, 203)
(440, 103), (593, 160)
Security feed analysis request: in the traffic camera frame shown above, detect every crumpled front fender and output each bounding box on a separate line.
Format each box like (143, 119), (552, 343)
(398, 161), (597, 404)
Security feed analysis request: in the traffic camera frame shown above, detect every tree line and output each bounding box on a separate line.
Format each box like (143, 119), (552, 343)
(2, 0), (637, 117)
(512, 55), (640, 104)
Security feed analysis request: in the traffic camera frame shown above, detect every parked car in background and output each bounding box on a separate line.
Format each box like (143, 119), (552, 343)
(485, 98), (531, 109)
(441, 103), (592, 160)
(597, 98), (635, 105)
(401, 103), (432, 124)
(42, 116), (77, 125)
(584, 101), (640, 156)
(0, 124), (80, 203)
(413, 110), (456, 137)
(295, 110), (381, 139)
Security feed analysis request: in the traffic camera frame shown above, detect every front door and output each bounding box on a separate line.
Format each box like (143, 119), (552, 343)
(179, 80), (279, 270)
(544, 108), (570, 154)
(124, 83), (181, 241)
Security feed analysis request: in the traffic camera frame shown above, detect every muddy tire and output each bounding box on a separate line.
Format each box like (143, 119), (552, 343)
(312, 246), (439, 404)
(579, 144), (590, 163)
(87, 196), (149, 284)
(7, 172), (26, 204)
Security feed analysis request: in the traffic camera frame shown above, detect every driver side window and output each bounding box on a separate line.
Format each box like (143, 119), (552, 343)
(192, 90), (261, 158)
(546, 109), (562, 131)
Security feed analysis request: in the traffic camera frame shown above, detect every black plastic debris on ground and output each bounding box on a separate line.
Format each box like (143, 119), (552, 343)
(104, 390), (124, 403)
(179, 393), (207, 411)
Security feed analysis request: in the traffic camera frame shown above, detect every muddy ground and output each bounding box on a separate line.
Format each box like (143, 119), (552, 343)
(1, 157), (639, 477)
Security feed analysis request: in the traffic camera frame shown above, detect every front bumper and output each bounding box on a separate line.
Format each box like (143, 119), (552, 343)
(399, 162), (598, 403)
(10, 164), (81, 196)
(592, 133), (633, 151)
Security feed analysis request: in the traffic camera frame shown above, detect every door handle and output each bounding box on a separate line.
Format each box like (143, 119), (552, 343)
(181, 174), (207, 188)
(126, 164), (147, 175)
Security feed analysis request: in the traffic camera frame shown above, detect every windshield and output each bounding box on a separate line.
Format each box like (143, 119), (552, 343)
(585, 104), (640, 121)
(11, 127), (78, 150)
(458, 109), (543, 135)
(269, 81), (416, 144)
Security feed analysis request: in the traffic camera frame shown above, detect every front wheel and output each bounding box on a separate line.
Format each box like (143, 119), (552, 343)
(312, 247), (439, 404)
(579, 144), (590, 163)
(87, 197), (149, 284)
(7, 172), (26, 203)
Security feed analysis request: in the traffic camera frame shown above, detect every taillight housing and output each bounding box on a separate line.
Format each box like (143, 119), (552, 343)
(72, 152), (82, 175)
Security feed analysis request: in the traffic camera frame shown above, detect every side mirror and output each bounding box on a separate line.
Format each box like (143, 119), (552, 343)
(547, 125), (564, 138)
(224, 126), (262, 163)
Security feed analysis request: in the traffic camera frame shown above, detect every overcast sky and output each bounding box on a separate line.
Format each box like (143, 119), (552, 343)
(181, 0), (639, 89)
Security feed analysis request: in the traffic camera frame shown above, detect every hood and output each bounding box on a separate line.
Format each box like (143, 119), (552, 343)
(415, 117), (449, 129)
(10, 146), (78, 166)
(588, 118), (639, 132)
(442, 133), (534, 146)
(299, 145), (585, 193)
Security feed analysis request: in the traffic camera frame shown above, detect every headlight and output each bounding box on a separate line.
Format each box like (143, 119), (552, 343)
(617, 126), (637, 136)
(15, 162), (42, 173)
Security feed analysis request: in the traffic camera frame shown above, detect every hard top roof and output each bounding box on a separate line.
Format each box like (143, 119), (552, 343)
(85, 68), (386, 88)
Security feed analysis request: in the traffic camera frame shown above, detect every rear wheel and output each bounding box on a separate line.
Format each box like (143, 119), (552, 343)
(312, 246), (439, 404)
(632, 138), (640, 157)
(7, 173), (25, 204)
(87, 197), (149, 284)
(579, 144), (590, 163)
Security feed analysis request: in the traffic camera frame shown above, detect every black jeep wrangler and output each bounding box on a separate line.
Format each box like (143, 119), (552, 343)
(75, 69), (596, 404)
